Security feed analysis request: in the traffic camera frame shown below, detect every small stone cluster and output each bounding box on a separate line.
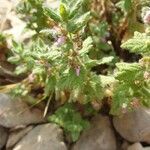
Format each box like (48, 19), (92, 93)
(0, 94), (150, 150)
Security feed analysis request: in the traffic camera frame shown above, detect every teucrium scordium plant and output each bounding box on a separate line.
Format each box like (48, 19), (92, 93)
(2, 0), (150, 141)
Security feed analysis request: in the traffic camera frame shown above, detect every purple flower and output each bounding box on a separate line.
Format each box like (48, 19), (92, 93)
(55, 36), (66, 46)
(28, 73), (35, 83)
(143, 10), (150, 24)
(75, 66), (80, 76)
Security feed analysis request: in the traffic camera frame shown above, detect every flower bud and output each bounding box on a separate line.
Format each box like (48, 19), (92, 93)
(143, 10), (150, 24)
(142, 7), (150, 25)
(28, 73), (35, 83)
(55, 36), (66, 46)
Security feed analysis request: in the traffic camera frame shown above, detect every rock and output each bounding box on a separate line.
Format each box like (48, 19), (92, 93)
(0, 94), (44, 128)
(72, 115), (117, 150)
(44, 0), (60, 9)
(0, 0), (12, 31)
(121, 141), (130, 150)
(113, 108), (150, 143)
(0, 0), (30, 44)
(127, 143), (143, 150)
(13, 123), (67, 150)
(0, 126), (8, 150)
(6, 126), (33, 149)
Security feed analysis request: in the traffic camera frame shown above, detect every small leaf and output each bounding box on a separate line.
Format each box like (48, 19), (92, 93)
(67, 12), (91, 33)
(59, 3), (69, 21)
(69, 0), (83, 19)
(43, 7), (61, 22)
(12, 41), (23, 54)
(48, 103), (89, 142)
(97, 56), (114, 65)
(7, 56), (20, 64)
(15, 65), (28, 75)
(121, 32), (150, 56)
(124, 0), (132, 12)
(79, 36), (93, 56)
(44, 76), (56, 96)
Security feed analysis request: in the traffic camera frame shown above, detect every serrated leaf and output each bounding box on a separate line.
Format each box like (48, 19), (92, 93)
(69, 0), (83, 19)
(115, 62), (143, 83)
(48, 103), (89, 142)
(84, 56), (113, 69)
(43, 7), (61, 22)
(97, 56), (114, 65)
(32, 66), (45, 75)
(121, 32), (150, 56)
(79, 36), (93, 56)
(59, 3), (69, 21)
(100, 75), (116, 87)
(116, 62), (141, 71)
(67, 12), (91, 33)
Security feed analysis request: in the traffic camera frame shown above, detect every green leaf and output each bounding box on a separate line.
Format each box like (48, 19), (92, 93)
(79, 36), (93, 56)
(12, 41), (23, 54)
(15, 65), (28, 75)
(7, 56), (20, 64)
(48, 103), (89, 142)
(32, 66), (45, 75)
(100, 75), (116, 87)
(44, 76), (56, 96)
(116, 62), (141, 71)
(124, 0), (132, 12)
(43, 7), (61, 22)
(69, 0), (83, 19)
(97, 56), (114, 65)
(85, 56), (113, 68)
(67, 12), (91, 33)
(59, 3), (69, 21)
(115, 62), (143, 82)
(121, 32), (150, 56)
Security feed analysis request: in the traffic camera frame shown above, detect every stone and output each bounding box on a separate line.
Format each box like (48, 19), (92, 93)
(72, 115), (117, 150)
(0, 0), (12, 30)
(121, 140), (130, 150)
(13, 123), (67, 150)
(44, 0), (60, 9)
(127, 143), (143, 150)
(0, 94), (44, 128)
(6, 126), (33, 149)
(0, 126), (8, 150)
(113, 108), (150, 143)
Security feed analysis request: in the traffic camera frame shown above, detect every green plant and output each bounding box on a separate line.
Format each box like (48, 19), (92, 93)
(48, 103), (89, 141)
(8, 0), (114, 103)
(16, 0), (48, 32)
(1, 0), (150, 142)
(111, 31), (150, 115)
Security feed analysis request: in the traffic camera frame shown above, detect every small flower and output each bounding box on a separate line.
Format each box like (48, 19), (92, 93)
(28, 73), (35, 83)
(143, 10), (150, 25)
(55, 36), (66, 46)
(75, 66), (80, 76)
